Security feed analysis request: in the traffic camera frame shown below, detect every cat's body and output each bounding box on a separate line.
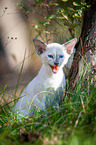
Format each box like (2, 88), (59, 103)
(13, 38), (77, 117)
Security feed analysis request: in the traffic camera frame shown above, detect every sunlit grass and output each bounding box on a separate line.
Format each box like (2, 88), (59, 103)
(0, 63), (96, 145)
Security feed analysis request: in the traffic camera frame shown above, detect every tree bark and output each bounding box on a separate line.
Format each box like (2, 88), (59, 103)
(69, 0), (96, 89)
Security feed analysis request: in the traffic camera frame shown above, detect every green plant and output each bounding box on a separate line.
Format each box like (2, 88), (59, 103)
(0, 61), (96, 145)
(17, 0), (90, 43)
(0, 1), (95, 144)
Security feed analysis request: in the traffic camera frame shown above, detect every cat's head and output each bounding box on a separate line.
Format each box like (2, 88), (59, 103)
(33, 38), (77, 74)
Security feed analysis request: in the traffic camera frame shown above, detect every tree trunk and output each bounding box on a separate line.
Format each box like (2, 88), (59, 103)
(69, 0), (96, 89)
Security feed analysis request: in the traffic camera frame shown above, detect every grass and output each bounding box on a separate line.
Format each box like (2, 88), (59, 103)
(0, 65), (96, 145)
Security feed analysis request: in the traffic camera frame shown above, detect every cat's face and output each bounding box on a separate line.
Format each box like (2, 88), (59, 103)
(33, 38), (77, 73)
(40, 43), (70, 73)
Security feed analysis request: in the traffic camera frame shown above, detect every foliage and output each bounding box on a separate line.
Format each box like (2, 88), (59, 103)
(0, 0), (95, 144)
(0, 62), (96, 145)
(17, 0), (90, 42)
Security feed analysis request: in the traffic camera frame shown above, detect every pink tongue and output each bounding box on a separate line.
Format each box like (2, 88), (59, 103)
(52, 66), (58, 73)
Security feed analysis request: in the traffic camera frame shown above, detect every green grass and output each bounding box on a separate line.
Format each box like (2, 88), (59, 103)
(0, 66), (96, 145)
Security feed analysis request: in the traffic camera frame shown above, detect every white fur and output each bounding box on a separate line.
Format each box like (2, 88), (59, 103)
(13, 38), (77, 117)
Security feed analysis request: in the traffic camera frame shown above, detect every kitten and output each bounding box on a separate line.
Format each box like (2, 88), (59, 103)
(13, 38), (77, 117)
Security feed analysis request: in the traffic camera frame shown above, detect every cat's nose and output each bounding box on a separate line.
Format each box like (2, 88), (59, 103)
(54, 56), (59, 66)
(54, 62), (59, 66)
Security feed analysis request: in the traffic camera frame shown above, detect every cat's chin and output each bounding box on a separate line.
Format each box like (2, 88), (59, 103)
(49, 65), (60, 73)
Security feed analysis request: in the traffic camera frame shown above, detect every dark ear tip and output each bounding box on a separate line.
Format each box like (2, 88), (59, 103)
(33, 38), (47, 46)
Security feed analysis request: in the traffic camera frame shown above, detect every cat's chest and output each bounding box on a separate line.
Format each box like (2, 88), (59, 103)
(42, 73), (65, 91)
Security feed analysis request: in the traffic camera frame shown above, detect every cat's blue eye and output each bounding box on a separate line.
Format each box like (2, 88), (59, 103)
(59, 55), (64, 58)
(48, 55), (54, 58)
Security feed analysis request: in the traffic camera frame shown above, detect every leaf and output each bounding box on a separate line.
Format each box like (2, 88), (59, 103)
(18, 2), (24, 7)
(42, 30), (50, 34)
(68, 7), (75, 12)
(17, 2), (28, 12)
(64, 21), (71, 26)
(57, 17), (64, 20)
(57, 7), (62, 11)
(81, 3), (90, 9)
(62, 0), (68, 2)
(49, 15), (55, 19)
(49, 2), (58, 6)
(34, 25), (39, 29)
(77, 9), (82, 17)
(81, 2), (88, 6)
(74, 13), (80, 18)
(39, 21), (44, 24)
(73, 2), (81, 6)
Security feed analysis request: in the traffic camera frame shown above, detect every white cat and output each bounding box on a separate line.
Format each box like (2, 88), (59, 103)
(13, 38), (77, 117)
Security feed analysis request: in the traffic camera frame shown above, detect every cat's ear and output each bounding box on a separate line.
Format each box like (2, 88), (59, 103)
(63, 38), (77, 54)
(33, 38), (47, 55)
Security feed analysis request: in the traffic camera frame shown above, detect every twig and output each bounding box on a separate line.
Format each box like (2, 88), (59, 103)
(74, 111), (82, 128)
(80, 95), (85, 113)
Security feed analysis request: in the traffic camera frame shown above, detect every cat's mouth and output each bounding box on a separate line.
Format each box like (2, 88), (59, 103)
(49, 65), (60, 73)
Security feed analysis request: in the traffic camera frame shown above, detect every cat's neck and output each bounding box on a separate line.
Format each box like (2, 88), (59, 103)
(37, 64), (65, 90)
